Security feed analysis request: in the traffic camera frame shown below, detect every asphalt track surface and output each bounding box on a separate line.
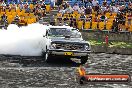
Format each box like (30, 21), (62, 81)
(0, 53), (132, 88)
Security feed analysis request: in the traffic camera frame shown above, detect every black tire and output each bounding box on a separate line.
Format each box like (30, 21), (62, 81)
(80, 56), (88, 64)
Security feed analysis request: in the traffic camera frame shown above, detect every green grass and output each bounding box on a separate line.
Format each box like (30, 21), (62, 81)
(109, 42), (132, 48)
(89, 40), (132, 48)
(89, 40), (105, 46)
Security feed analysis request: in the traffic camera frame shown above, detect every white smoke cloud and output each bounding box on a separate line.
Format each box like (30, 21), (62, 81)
(0, 23), (48, 56)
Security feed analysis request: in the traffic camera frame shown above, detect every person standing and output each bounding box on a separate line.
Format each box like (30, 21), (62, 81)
(1, 13), (7, 22)
(92, 0), (98, 6)
(57, 0), (63, 6)
(51, 0), (55, 9)
(50, 15), (55, 25)
(84, 0), (88, 8)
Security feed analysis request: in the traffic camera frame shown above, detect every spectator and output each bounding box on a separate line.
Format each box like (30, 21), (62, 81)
(1, 1), (6, 6)
(51, 0), (56, 8)
(73, 3), (80, 11)
(81, 0), (84, 3)
(33, 0), (37, 5)
(127, 12), (132, 26)
(62, 2), (68, 9)
(63, 15), (69, 21)
(126, 3), (132, 13)
(102, 0), (107, 7)
(23, 3), (28, 10)
(87, 0), (92, 7)
(1, 13), (7, 28)
(19, 17), (26, 24)
(14, 15), (20, 23)
(100, 13), (107, 21)
(37, 9), (43, 19)
(112, 19), (119, 32)
(85, 16), (91, 21)
(50, 15), (55, 26)
(94, 3), (100, 14)
(65, 5), (73, 13)
(116, 12), (125, 31)
(25, 5), (30, 13)
(85, 6), (92, 14)
(120, 12), (126, 31)
(13, 4), (17, 10)
(70, 16), (76, 28)
(57, 0), (63, 6)
(119, 5), (127, 13)
(101, 2), (107, 12)
(80, 13), (86, 21)
(112, 4), (119, 13)
(41, 3), (46, 10)
(59, 7), (65, 14)
(80, 13), (86, 29)
(93, 15), (98, 22)
(19, 3), (24, 10)
(57, 12), (63, 23)
(79, 6), (85, 14)
(1, 13), (7, 22)
(92, 0), (98, 6)
(106, 6), (110, 12)
(89, 14), (92, 20)
(5, 4), (10, 10)
(110, 0), (116, 6)
(84, 0), (88, 7)
(41, 3), (46, 16)
(117, 0), (126, 6)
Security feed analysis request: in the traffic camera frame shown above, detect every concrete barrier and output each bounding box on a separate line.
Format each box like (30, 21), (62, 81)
(82, 31), (132, 42)
(91, 45), (107, 53)
(82, 31), (132, 54)
(91, 45), (132, 55)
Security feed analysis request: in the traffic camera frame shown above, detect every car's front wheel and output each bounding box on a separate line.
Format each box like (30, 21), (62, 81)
(80, 56), (88, 64)
(43, 52), (51, 63)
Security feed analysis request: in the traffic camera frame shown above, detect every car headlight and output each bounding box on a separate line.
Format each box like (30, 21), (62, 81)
(50, 43), (56, 49)
(84, 45), (89, 51)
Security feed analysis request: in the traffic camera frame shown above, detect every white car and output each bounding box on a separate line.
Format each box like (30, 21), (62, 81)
(43, 25), (91, 64)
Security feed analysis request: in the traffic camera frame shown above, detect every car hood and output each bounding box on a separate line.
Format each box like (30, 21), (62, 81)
(50, 37), (88, 44)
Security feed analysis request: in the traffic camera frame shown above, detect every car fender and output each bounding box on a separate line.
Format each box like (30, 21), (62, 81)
(45, 38), (51, 51)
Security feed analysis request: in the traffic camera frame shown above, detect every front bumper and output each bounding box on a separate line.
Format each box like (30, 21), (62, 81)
(48, 49), (91, 56)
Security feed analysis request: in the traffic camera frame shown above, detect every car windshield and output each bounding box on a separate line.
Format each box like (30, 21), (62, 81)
(48, 28), (81, 38)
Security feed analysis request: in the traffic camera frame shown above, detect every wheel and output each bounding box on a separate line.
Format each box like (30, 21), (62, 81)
(80, 56), (88, 64)
(43, 52), (51, 63)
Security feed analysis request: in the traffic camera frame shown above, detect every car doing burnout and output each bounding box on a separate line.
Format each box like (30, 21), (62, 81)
(43, 25), (91, 64)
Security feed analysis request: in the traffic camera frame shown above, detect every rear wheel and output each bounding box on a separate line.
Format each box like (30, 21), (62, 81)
(80, 56), (88, 64)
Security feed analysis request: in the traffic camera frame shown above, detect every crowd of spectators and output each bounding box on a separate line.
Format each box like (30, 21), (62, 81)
(55, 0), (132, 32)
(58, 0), (131, 15)
(0, 0), (55, 26)
(0, 0), (131, 32)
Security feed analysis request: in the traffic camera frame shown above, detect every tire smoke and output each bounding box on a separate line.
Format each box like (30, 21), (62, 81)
(0, 23), (48, 56)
